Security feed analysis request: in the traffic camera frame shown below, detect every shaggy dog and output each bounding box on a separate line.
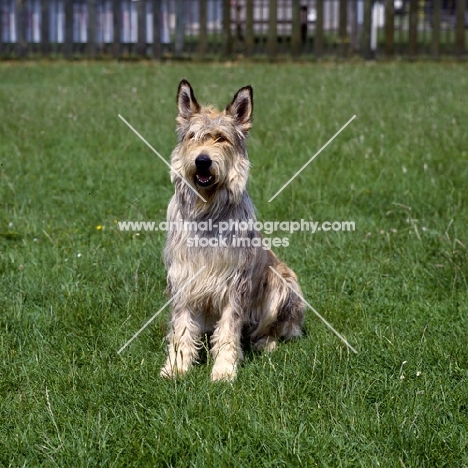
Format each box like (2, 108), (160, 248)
(161, 80), (305, 381)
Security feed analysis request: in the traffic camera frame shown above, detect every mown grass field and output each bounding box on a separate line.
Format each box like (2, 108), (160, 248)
(1, 61), (467, 467)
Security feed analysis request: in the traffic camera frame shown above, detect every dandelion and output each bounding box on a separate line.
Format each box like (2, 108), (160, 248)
(96, 225), (103, 231)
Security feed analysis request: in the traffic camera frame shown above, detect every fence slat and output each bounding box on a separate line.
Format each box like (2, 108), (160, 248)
(291, 0), (300, 58)
(384, 0), (394, 56)
(338, 0), (347, 57)
(174, 0), (184, 57)
(245, 0), (253, 57)
(15, 0), (26, 57)
(408, 0), (418, 59)
(222, 0), (231, 58)
(153, 0), (161, 60)
(64, 0), (73, 58)
(197, 0), (207, 59)
(137, 0), (146, 57)
(315, 0), (323, 57)
(350, 0), (359, 52)
(87, 0), (96, 58)
(455, 0), (465, 57)
(362, 0), (372, 59)
(0, 0), (3, 57)
(113, 0), (120, 58)
(41, 0), (50, 56)
(268, 0), (277, 59)
(432, 0), (441, 58)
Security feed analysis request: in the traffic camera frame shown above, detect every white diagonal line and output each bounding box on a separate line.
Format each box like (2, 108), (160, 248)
(268, 115), (356, 202)
(117, 266), (206, 354)
(268, 266), (358, 354)
(118, 114), (207, 203)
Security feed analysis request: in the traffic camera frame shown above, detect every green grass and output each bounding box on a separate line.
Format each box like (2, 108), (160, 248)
(1, 61), (468, 467)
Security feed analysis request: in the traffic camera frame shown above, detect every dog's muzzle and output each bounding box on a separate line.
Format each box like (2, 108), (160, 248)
(194, 154), (215, 187)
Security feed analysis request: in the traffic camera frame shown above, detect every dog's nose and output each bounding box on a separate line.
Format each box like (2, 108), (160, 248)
(195, 154), (212, 171)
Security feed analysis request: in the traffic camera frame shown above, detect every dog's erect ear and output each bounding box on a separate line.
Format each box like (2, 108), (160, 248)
(177, 79), (201, 120)
(226, 86), (253, 135)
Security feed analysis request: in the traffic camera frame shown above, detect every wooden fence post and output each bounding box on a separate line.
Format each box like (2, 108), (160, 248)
(315, 0), (323, 57)
(384, 0), (394, 57)
(350, 0), (359, 53)
(291, 0), (300, 58)
(174, 0), (184, 57)
(408, 0), (417, 59)
(197, 0), (207, 59)
(87, 0), (96, 58)
(222, 0), (231, 58)
(64, 0), (73, 58)
(15, 0), (26, 57)
(268, 0), (277, 59)
(153, 0), (161, 60)
(455, 0), (465, 57)
(113, 0), (121, 58)
(136, 0), (146, 57)
(41, 0), (50, 56)
(339, 0), (347, 57)
(0, 0), (3, 57)
(362, 0), (372, 59)
(245, 0), (253, 57)
(432, 0), (441, 59)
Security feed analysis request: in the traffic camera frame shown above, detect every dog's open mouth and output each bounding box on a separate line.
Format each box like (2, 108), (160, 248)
(195, 174), (214, 187)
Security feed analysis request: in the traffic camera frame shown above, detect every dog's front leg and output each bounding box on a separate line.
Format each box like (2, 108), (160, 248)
(160, 306), (200, 379)
(210, 305), (243, 381)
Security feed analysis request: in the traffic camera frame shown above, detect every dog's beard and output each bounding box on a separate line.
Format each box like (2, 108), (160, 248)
(172, 149), (249, 210)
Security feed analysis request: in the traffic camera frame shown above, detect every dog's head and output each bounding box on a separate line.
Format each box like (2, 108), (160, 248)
(171, 80), (253, 202)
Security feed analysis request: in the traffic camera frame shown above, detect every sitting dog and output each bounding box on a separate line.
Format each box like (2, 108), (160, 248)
(161, 80), (305, 381)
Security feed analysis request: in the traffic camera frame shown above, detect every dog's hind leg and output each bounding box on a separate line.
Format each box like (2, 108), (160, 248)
(160, 305), (201, 379)
(253, 262), (305, 350)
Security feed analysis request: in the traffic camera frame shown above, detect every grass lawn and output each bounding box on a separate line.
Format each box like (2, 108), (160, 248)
(1, 61), (467, 467)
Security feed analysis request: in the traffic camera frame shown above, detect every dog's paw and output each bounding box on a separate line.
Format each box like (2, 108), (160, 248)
(211, 361), (237, 382)
(253, 337), (277, 352)
(160, 361), (189, 379)
(160, 365), (175, 379)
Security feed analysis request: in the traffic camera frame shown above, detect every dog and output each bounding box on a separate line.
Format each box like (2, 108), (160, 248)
(160, 80), (306, 381)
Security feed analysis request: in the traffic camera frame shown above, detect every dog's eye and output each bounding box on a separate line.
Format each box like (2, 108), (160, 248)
(187, 132), (195, 140)
(215, 135), (227, 144)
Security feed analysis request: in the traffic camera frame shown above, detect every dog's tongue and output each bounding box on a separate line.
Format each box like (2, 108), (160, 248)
(198, 175), (211, 183)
